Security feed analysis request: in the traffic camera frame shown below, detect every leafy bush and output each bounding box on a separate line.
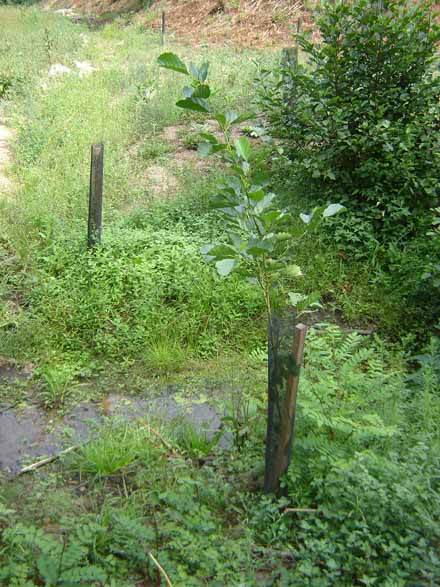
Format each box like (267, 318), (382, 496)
(260, 0), (440, 246)
(283, 447), (440, 587)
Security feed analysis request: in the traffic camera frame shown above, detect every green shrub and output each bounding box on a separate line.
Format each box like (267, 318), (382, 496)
(260, 0), (440, 246)
(283, 447), (440, 587)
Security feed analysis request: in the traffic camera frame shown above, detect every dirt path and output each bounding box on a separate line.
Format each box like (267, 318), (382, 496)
(0, 121), (14, 196)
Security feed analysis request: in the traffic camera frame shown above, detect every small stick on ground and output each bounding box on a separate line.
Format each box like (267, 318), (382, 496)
(0, 400), (22, 415)
(18, 445), (80, 475)
(283, 507), (318, 514)
(143, 423), (175, 453)
(149, 551), (173, 587)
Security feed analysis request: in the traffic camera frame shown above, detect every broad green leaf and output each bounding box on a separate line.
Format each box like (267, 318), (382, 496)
(199, 62), (209, 82)
(157, 53), (188, 75)
(235, 137), (252, 161)
(189, 62), (200, 79)
(182, 86), (194, 98)
(216, 258), (238, 276)
(198, 142), (226, 156)
(285, 265), (303, 278)
(223, 175), (242, 195)
(300, 212), (312, 224)
(229, 233), (243, 250)
(246, 238), (273, 256)
(176, 97), (210, 113)
(323, 203), (345, 217)
(200, 243), (216, 258)
(199, 133), (219, 144)
(214, 113), (226, 127)
(234, 112), (256, 125)
(225, 110), (240, 124)
(204, 243), (237, 260)
(247, 188), (265, 202)
(192, 84), (211, 99)
(261, 210), (283, 225)
(288, 292), (307, 306)
(255, 193), (275, 213)
(189, 62), (210, 82)
(251, 170), (271, 188)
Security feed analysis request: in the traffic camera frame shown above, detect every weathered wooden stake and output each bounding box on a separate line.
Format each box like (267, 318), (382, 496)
(264, 316), (308, 494)
(294, 16), (302, 69)
(87, 143), (104, 248)
(161, 11), (166, 47)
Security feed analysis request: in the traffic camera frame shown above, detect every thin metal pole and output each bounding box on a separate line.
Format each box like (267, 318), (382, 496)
(87, 143), (104, 248)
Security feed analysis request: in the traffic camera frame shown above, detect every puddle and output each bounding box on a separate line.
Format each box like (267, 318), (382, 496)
(0, 391), (228, 475)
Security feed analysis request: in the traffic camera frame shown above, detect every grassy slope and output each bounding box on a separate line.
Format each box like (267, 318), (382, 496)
(0, 7), (439, 587)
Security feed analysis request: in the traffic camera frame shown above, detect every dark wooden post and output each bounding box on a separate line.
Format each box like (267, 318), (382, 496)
(294, 16), (302, 69)
(264, 314), (308, 494)
(87, 143), (104, 248)
(161, 11), (166, 47)
(281, 17), (302, 74)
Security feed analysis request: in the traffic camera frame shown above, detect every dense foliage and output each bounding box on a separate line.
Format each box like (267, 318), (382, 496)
(1, 327), (440, 586)
(1, 6), (440, 587)
(261, 0), (440, 248)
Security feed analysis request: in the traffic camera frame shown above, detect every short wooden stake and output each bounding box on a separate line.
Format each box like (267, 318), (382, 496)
(87, 143), (104, 248)
(161, 11), (166, 46)
(264, 317), (308, 494)
(294, 17), (302, 68)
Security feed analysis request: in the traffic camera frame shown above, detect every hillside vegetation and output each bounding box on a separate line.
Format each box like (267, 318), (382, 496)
(0, 2), (439, 586)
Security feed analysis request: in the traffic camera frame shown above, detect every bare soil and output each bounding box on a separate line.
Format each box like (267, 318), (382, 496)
(0, 123), (14, 196)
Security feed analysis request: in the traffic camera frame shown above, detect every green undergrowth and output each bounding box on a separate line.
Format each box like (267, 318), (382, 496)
(0, 6), (439, 586)
(1, 227), (263, 361)
(1, 326), (439, 586)
(0, 6), (269, 367)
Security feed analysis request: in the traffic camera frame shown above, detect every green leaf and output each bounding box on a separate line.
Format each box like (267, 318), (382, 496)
(247, 188), (265, 202)
(216, 258), (238, 276)
(285, 265), (303, 278)
(288, 292), (307, 306)
(192, 84), (211, 99)
(37, 555), (59, 584)
(199, 133), (219, 144)
(199, 62), (209, 82)
(235, 112), (256, 124)
(255, 193), (275, 213)
(261, 210), (283, 225)
(225, 110), (240, 125)
(157, 53), (188, 75)
(214, 113), (226, 127)
(189, 62), (200, 79)
(235, 137), (252, 161)
(182, 86), (194, 98)
(323, 203), (345, 218)
(176, 98), (211, 113)
(202, 243), (237, 260)
(246, 238), (273, 256)
(198, 142), (226, 156)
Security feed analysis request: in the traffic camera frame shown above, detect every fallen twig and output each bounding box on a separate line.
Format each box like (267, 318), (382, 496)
(138, 421), (177, 454)
(283, 507), (318, 514)
(18, 422), (179, 476)
(18, 445), (80, 475)
(148, 551), (173, 587)
(0, 400), (22, 415)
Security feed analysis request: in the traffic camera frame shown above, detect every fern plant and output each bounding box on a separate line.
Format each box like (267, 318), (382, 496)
(292, 324), (404, 467)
